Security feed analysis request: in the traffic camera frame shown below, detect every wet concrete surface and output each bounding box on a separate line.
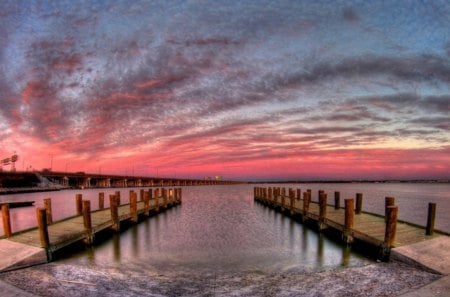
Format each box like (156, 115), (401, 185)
(0, 260), (440, 297)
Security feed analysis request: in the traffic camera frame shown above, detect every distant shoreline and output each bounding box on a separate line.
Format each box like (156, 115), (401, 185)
(248, 180), (450, 184)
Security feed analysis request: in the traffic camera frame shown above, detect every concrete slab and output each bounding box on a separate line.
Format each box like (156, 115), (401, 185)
(0, 239), (47, 272)
(391, 236), (450, 275)
(398, 275), (450, 297)
(0, 280), (37, 297)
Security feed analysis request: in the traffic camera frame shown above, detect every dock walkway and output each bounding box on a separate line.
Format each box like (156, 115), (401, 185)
(254, 187), (445, 258)
(0, 188), (181, 271)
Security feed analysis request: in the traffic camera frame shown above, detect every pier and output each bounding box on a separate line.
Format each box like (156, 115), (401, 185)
(254, 187), (446, 260)
(0, 188), (182, 271)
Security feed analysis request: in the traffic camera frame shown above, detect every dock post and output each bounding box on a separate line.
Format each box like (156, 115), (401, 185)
(281, 188), (286, 209)
(130, 191), (138, 223)
(343, 199), (354, 244)
(99, 192), (105, 210)
(334, 192), (340, 210)
(355, 193), (363, 214)
(1, 204), (12, 238)
(144, 190), (150, 215)
(82, 200), (93, 244)
(44, 198), (53, 225)
(318, 190), (324, 201)
(318, 193), (327, 230)
(302, 192), (310, 221)
(385, 197), (395, 222)
(426, 203), (436, 235)
(289, 189), (295, 214)
(110, 194), (120, 232)
(169, 188), (174, 206)
(296, 189), (301, 200)
(36, 208), (50, 249)
(76, 194), (83, 215)
(115, 191), (121, 205)
(155, 189), (160, 212)
(163, 188), (168, 208)
(383, 205), (398, 257)
(140, 189), (144, 202)
(268, 187), (273, 204)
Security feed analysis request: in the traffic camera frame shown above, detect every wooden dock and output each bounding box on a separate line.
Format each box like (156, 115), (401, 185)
(1, 188), (182, 261)
(254, 187), (445, 259)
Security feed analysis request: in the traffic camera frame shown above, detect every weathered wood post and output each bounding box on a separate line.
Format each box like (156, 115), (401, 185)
(99, 192), (105, 210)
(281, 188), (286, 208)
(155, 188), (160, 212)
(385, 197), (395, 222)
(426, 203), (436, 235)
(140, 189), (144, 202)
(82, 200), (93, 244)
(44, 198), (53, 225)
(344, 199), (354, 244)
(75, 194), (83, 215)
(355, 193), (363, 214)
(302, 192), (310, 218)
(334, 192), (340, 210)
(115, 191), (121, 205)
(318, 190), (324, 201)
(144, 190), (150, 215)
(268, 187), (273, 203)
(1, 204), (12, 238)
(384, 205), (398, 251)
(289, 189), (295, 213)
(36, 208), (50, 248)
(110, 194), (119, 232)
(163, 188), (168, 208)
(296, 189), (301, 200)
(130, 191), (138, 223)
(319, 192), (327, 230)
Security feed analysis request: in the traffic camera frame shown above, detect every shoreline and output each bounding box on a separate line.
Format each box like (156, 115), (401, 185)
(0, 259), (441, 297)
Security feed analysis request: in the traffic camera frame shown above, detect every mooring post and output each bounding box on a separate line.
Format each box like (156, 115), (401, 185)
(110, 194), (119, 232)
(385, 197), (395, 222)
(334, 192), (340, 210)
(43, 198), (53, 225)
(343, 199), (354, 244)
(318, 190), (324, 202)
(302, 192), (310, 217)
(297, 189), (301, 200)
(289, 189), (295, 213)
(140, 189), (144, 202)
(268, 187), (273, 203)
(130, 191), (138, 223)
(98, 192), (105, 210)
(426, 202), (436, 235)
(155, 189), (160, 212)
(115, 191), (121, 206)
(36, 208), (50, 248)
(384, 205), (398, 251)
(319, 193), (327, 230)
(281, 188), (286, 208)
(1, 204), (12, 238)
(355, 193), (363, 214)
(82, 200), (93, 244)
(76, 194), (83, 215)
(163, 188), (168, 208)
(144, 190), (150, 215)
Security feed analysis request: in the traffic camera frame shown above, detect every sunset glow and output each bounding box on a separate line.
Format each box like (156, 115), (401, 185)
(0, 1), (449, 180)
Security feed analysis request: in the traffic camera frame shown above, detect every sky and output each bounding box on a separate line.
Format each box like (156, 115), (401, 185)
(0, 0), (449, 181)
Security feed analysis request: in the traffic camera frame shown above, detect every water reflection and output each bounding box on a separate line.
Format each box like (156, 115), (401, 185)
(57, 185), (371, 274)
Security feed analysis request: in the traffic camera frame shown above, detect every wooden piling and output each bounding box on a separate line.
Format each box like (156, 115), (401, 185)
(110, 194), (119, 232)
(296, 189), (301, 200)
(155, 189), (160, 211)
(268, 187), (273, 201)
(385, 197), (395, 222)
(344, 199), (354, 244)
(99, 192), (105, 210)
(75, 194), (83, 215)
(384, 205), (398, 248)
(36, 208), (50, 248)
(303, 192), (310, 215)
(334, 192), (340, 210)
(115, 191), (121, 206)
(1, 204), (12, 238)
(144, 190), (150, 215)
(289, 189), (295, 213)
(44, 198), (53, 225)
(426, 203), (436, 235)
(163, 188), (168, 208)
(130, 191), (138, 223)
(82, 200), (93, 244)
(355, 193), (363, 214)
(140, 189), (144, 202)
(319, 193), (327, 221)
(281, 188), (286, 208)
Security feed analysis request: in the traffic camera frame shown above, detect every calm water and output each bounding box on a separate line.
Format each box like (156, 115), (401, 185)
(0, 183), (449, 273)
